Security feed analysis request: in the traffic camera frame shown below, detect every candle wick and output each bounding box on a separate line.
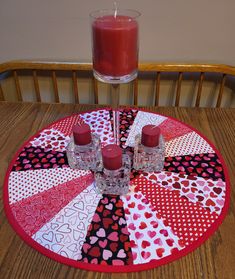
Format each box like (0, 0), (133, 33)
(114, 1), (117, 18)
(150, 125), (158, 130)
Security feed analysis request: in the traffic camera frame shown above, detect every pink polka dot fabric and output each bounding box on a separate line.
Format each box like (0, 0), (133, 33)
(3, 108), (230, 273)
(51, 114), (84, 136)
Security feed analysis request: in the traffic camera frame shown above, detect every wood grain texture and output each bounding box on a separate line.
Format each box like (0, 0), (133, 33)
(0, 102), (234, 279)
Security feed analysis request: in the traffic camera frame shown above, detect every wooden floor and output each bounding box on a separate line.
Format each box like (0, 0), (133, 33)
(0, 102), (234, 279)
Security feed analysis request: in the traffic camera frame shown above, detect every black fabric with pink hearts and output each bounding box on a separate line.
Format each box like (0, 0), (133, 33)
(164, 153), (225, 181)
(12, 145), (68, 171)
(81, 195), (133, 265)
(119, 109), (138, 147)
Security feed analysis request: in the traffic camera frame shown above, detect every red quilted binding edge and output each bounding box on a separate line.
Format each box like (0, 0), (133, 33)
(3, 107), (230, 273)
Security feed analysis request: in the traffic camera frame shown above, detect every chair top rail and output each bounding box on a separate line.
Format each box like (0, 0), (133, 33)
(0, 61), (92, 73)
(0, 60), (235, 76)
(138, 63), (235, 75)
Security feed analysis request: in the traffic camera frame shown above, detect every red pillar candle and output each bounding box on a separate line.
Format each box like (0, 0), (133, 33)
(73, 123), (92, 145)
(102, 144), (122, 170)
(141, 125), (161, 147)
(92, 14), (139, 77)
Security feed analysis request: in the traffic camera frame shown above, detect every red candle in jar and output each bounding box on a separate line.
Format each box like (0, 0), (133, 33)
(141, 125), (161, 147)
(92, 14), (138, 77)
(102, 144), (122, 170)
(73, 123), (92, 145)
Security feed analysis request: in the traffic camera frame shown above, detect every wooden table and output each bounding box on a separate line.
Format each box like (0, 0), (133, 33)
(0, 102), (234, 279)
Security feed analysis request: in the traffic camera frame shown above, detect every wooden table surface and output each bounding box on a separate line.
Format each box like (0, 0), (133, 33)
(0, 102), (234, 279)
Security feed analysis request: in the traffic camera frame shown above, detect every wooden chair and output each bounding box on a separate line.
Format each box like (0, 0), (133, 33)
(0, 60), (235, 107)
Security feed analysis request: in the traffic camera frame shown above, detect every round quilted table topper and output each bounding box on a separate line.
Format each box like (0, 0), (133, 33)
(3, 108), (230, 272)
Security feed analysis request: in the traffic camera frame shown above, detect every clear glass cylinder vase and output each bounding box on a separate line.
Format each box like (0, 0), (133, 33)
(90, 9), (140, 84)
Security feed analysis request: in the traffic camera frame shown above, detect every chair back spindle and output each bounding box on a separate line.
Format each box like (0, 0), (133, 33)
(0, 61), (234, 107)
(133, 78), (138, 106)
(195, 72), (204, 107)
(175, 72), (183, 106)
(32, 70), (41, 102)
(72, 71), (79, 104)
(93, 78), (99, 104)
(51, 71), (60, 103)
(13, 70), (22, 101)
(155, 72), (161, 106)
(216, 74), (226, 108)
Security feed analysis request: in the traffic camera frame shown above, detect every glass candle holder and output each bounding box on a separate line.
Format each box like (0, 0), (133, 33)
(94, 144), (131, 195)
(90, 9), (140, 84)
(95, 154), (131, 195)
(66, 124), (102, 171)
(133, 125), (165, 172)
(66, 134), (102, 171)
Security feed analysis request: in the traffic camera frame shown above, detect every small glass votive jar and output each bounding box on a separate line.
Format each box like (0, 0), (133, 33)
(94, 144), (131, 195)
(90, 9), (140, 84)
(66, 123), (102, 171)
(133, 125), (165, 172)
